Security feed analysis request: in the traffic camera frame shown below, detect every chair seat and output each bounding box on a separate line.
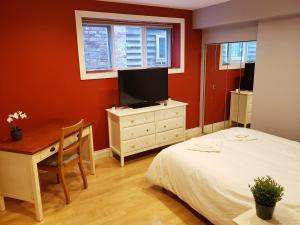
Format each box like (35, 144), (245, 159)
(39, 152), (79, 167)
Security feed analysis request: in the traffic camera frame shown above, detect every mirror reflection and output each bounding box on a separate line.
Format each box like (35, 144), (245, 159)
(203, 41), (257, 133)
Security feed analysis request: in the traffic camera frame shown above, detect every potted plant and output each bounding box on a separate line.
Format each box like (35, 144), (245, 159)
(249, 176), (284, 220)
(7, 111), (28, 141)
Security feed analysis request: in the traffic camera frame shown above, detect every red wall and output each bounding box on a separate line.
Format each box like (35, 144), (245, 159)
(204, 45), (244, 125)
(0, 0), (202, 150)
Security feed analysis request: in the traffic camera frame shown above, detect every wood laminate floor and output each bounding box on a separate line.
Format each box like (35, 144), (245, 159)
(0, 153), (213, 225)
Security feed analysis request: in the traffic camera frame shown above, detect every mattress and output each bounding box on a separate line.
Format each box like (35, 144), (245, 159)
(146, 127), (300, 225)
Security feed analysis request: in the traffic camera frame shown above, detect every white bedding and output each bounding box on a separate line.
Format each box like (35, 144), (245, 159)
(146, 128), (300, 225)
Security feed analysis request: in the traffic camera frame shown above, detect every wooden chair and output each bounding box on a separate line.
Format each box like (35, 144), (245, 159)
(38, 119), (88, 204)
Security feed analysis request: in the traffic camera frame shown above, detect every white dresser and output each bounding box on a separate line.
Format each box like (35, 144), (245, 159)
(230, 90), (253, 127)
(106, 100), (187, 166)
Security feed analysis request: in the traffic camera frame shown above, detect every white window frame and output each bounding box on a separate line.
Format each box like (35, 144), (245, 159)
(219, 42), (255, 70)
(75, 10), (185, 80)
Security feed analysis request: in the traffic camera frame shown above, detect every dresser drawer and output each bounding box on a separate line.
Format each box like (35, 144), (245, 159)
(122, 123), (155, 141)
(38, 144), (59, 161)
(121, 112), (154, 128)
(156, 128), (184, 145)
(155, 107), (184, 121)
(247, 95), (253, 104)
(247, 103), (253, 113)
(247, 112), (252, 123)
(122, 135), (155, 153)
(156, 117), (183, 133)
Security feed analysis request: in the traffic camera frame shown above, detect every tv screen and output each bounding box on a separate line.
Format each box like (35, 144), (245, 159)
(118, 68), (168, 108)
(242, 63), (255, 90)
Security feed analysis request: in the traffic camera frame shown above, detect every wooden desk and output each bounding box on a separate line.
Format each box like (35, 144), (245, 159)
(0, 121), (95, 221)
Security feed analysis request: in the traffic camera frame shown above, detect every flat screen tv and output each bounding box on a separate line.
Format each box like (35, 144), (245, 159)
(241, 63), (255, 91)
(118, 68), (168, 108)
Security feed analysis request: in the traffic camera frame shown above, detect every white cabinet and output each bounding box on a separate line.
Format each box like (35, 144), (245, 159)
(230, 90), (253, 127)
(106, 100), (187, 166)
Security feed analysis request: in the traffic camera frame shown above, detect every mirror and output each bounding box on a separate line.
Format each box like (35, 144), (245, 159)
(203, 41), (256, 133)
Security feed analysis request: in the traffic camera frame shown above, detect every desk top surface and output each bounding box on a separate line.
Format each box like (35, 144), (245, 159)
(0, 121), (93, 155)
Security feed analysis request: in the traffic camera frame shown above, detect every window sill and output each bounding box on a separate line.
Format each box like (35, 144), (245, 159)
(80, 68), (183, 80)
(219, 63), (245, 70)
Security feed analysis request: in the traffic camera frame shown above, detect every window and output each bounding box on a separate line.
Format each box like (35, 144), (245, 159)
(83, 25), (171, 71)
(220, 41), (257, 70)
(83, 25), (112, 71)
(113, 26), (143, 69)
(75, 11), (185, 80)
(147, 28), (171, 67)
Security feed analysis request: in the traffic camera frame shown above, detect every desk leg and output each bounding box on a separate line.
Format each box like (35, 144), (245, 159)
(0, 195), (5, 211)
(29, 159), (43, 221)
(88, 126), (96, 175)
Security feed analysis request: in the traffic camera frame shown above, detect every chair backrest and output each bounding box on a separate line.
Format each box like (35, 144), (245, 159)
(58, 119), (84, 166)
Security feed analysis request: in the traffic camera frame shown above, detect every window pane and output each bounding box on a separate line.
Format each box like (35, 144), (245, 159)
(146, 28), (171, 67)
(222, 43), (229, 65)
(158, 37), (166, 58)
(114, 26), (142, 69)
(83, 24), (112, 71)
(246, 41), (257, 63)
(230, 42), (244, 63)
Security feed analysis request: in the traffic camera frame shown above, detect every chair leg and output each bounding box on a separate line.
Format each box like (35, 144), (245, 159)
(78, 161), (88, 189)
(58, 170), (70, 204)
(56, 174), (60, 184)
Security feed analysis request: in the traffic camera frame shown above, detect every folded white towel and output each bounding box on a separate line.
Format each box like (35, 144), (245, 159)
(221, 128), (257, 141)
(186, 139), (221, 153)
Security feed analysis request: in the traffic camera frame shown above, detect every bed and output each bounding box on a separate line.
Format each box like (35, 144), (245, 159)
(146, 127), (300, 225)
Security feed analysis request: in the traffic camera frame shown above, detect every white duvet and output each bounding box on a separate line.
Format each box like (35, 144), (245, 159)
(146, 128), (300, 225)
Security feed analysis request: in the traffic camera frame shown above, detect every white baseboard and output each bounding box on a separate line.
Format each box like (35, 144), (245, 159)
(203, 120), (230, 133)
(94, 148), (112, 160)
(185, 127), (202, 139)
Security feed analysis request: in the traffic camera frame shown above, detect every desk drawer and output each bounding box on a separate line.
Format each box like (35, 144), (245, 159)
(38, 144), (59, 161)
(122, 135), (155, 153)
(155, 107), (184, 121)
(121, 112), (154, 128)
(156, 117), (183, 133)
(122, 123), (155, 141)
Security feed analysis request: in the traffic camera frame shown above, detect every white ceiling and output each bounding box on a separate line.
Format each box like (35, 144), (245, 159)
(100, 0), (230, 10)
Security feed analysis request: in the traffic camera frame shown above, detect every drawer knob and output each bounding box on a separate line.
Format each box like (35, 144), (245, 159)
(131, 145), (135, 149)
(164, 125), (167, 128)
(176, 134), (179, 137)
(131, 120), (135, 123)
(176, 112), (179, 115)
(146, 129), (149, 132)
(50, 147), (56, 152)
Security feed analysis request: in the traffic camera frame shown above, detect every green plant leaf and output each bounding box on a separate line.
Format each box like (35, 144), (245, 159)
(249, 176), (284, 207)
